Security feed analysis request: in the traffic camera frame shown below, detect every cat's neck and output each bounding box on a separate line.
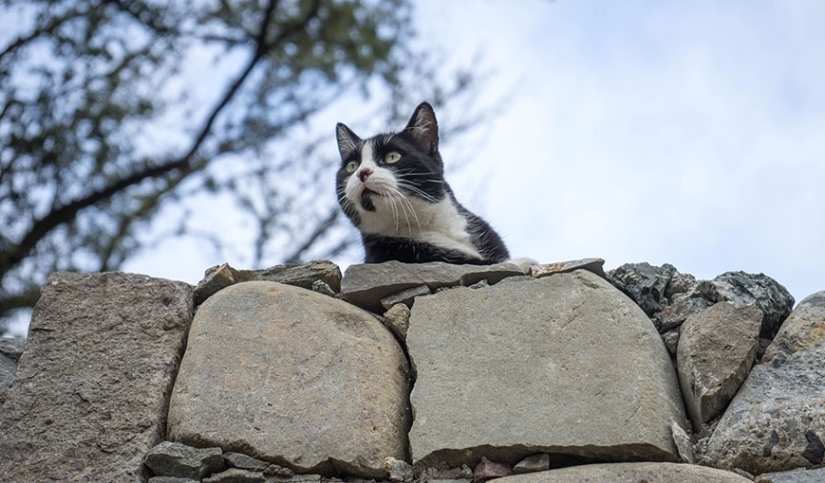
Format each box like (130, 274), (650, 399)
(358, 194), (483, 261)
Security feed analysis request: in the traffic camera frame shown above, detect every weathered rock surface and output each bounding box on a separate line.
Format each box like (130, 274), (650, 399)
(756, 467), (825, 483)
(168, 281), (410, 479)
(653, 296), (714, 333)
(530, 257), (606, 279)
(0, 337), (25, 404)
(144, 441), (225, 479)
(512, 454), (550, 474)
(0, 272), (193, 482)
(711, 271), (795, 339)
(606, 262), (677, 316)
(677, 302), (763, 427)
(193, 260), (342, 305)
(341, 260), (530, 313)
(704, 291), (825, 474)
(407, 270), (686, 470)
(493, 462), (753, 483)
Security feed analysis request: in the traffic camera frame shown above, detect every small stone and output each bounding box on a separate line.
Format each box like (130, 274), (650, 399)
(145, 441), (225, 480)
(383, 303), (412, 343)
(666, 272), (698, 302)
(473, 457), (513, 483)
(467, 279), (490, 289)
(606, 262), (677, 316)
(203, 468), (265, 483)
(672, 421), (695, 464)
(653, 297), (713, 332)
(310, 280), (336, 297)
(662, 329), (680, 356)
(148, 477), (200, 483)
(755, 467), (825, 483)
(384, 457), (414, 482)
(380, 285), (431, 311)
(223, 452), (269, 472)
(419, 464), (474, 481)
(531, 258), (606, 279)
(263, 464), (294, 477)
(194, 263), (241, 305)
(512, 454), (549, 474)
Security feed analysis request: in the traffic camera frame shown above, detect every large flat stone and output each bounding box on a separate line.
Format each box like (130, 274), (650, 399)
(0, 272), (193, 482)
(407, 270), (686, 470)
(704, 291), (825, 473)
(494, 462), (752, 483)
(168, 281), (410, 479)
(341, 260), (529, 313)
(677, 302), (762, 427)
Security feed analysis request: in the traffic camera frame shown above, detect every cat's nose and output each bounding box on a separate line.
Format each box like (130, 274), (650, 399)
(358, 168), (373, 182)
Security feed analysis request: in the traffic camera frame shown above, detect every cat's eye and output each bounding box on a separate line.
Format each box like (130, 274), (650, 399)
(384, 151), (402, 164)
(345, 160), (359, 173)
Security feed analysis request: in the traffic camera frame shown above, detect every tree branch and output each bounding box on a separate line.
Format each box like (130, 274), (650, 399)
(0, 0), (322, 282)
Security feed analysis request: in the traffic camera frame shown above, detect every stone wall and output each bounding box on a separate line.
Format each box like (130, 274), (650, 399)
(0, 259), (823, 483)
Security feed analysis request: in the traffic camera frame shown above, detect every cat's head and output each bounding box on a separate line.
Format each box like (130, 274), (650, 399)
(335, 102), (447, 232)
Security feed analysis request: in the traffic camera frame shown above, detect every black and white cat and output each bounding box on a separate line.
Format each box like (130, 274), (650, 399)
(335, 102), (509, 265)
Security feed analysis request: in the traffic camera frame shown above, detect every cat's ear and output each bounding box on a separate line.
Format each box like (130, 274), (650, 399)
(404, 102), (439, 154)
(336, 123), (361, 159)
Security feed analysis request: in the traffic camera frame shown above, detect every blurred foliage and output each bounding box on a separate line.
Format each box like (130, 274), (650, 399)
(0, 0), (488, 334)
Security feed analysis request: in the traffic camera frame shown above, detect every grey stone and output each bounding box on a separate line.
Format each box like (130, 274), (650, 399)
(756, 467), (825, 483)
(341, 260), (529, 313)
(606, 262), (677, 316)
(493, 462), (753, 483)
(224, 452), (270, 472)
(264, 474), (322, 483)
(383, 457), (414, 482)
(473, 457), (512, 483)
(381, 284), (431, 311)
(711, 271), (795, 339)
(666, 272), (699, 302)
(383, 303), (411, 342)
(662, 329), (680, 356)
(677, 302), (762, 427)
(653, 296), (713, 332)
(149, 477), (200, 483)
(204, 468), (265, 483)
(0, 337), (25, 361)
(671, 421), (695, 464)
(194, 261), (342, 305)
(419, 464), (474, 481)
(407, 270), (686, 470)
(530, 258), (606, 279)
(0, 272), (193, 482)
(168, 281), (410, 479)
(0, 338), (25, 403)
(145, 441), (225, 479)
(512, 454), (549, 474)
(704, 291), (825, 473)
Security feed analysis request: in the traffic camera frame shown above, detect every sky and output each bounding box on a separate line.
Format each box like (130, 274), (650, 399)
(5, 1), (825, 336)
(412, 0), (825, 301)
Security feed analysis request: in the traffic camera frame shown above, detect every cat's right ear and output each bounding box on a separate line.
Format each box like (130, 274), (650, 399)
(336, 123), (361, 160)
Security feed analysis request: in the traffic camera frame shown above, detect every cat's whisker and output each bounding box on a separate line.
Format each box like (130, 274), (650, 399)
(387, 186), (421, 234)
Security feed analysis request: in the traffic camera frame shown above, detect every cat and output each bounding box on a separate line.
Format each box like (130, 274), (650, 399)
(335, 102), (509, 265)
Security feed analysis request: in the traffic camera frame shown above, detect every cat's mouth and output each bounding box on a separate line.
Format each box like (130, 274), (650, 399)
(360, 188), (381, 211)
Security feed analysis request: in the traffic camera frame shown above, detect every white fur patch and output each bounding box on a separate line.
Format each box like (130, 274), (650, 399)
(344, 144), (481, 260)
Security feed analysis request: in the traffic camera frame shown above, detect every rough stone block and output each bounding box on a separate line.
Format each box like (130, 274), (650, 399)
(493, 462), (753, 483)
(341, 260), (529, 313)
(168, 281), (410, 479)
(676, 302), (762, 427)
(704, 291), (825, 473)
(144, 441), (225, 479)
(407, 270), (686, 470)
(0, 272), (193, 482)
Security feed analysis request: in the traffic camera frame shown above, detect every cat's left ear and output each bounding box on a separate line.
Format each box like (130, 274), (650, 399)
(336, 123), (361, 160)
(404, 102), (439, 154)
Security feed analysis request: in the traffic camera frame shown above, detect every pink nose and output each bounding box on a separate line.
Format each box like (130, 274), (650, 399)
(358, 168), (373, 182)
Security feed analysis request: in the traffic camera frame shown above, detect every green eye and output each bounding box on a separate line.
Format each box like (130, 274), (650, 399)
(345, 160), (359, 173)
(384, 151), (401, 164)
